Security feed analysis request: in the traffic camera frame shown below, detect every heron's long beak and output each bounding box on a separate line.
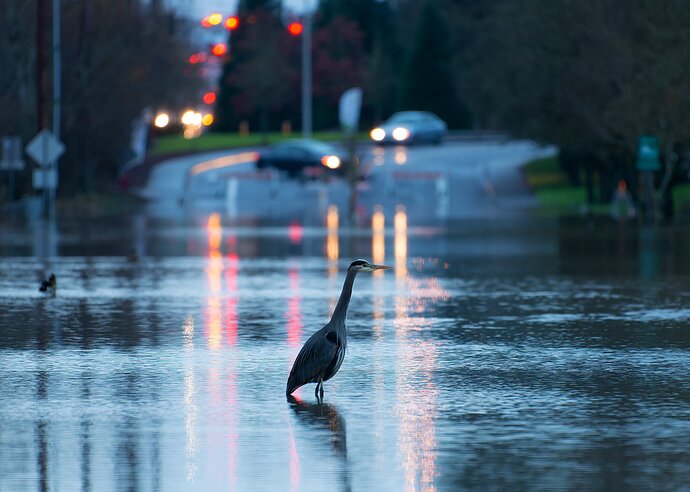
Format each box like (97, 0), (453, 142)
(370, 263), (392, 271)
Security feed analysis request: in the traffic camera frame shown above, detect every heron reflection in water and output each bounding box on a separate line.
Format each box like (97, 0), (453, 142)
(287, 395), (348, 457)
(286, 259), (391, 400)
(288, 395), (351, 491)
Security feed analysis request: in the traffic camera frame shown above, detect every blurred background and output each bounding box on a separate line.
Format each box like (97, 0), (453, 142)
(1, 0), (689, 219)
(2, 1), (690, 491)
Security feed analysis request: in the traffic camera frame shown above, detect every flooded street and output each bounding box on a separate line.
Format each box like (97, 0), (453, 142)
(1, 211), (690, 491)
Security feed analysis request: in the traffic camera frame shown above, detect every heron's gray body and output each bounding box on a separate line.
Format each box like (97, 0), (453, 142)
(285, 321), (347, 395)
(287, 261), (386, 398)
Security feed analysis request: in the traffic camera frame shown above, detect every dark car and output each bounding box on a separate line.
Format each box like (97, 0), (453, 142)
(370, 111), (447, 145)
(256, 139), (344, 177)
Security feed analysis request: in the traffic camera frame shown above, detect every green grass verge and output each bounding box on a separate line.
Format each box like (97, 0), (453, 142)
(523, 155), (606, 214)
(524, 155), (690, 216)
(672, 182), (690, 212)
(152, 131), (367, 155)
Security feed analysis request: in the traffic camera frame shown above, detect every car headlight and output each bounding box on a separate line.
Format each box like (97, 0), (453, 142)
(321, 155), (341, 169)
(370, 128), (386, 142)
(392, 127), (410, 141)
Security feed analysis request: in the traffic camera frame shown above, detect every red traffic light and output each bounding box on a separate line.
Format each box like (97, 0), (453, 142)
(211, 43), (227, 57)
(203, 92), (216, 105)
(189, 52), (207, 64)
(287, 22), (303, 36)
(225, 16), (239, 30)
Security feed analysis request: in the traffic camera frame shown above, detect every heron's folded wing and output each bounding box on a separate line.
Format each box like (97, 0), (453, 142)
(287, 331), (338, 391)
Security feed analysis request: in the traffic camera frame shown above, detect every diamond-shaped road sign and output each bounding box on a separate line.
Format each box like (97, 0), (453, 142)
(26, 129), (65, 167)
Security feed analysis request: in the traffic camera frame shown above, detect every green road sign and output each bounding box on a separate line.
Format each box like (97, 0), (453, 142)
(636, 135), (661, 171)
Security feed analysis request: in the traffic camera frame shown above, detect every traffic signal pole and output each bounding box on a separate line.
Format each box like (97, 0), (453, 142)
(301, 4), (312, 139)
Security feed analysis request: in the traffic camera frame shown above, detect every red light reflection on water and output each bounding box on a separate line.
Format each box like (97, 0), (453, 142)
(225, 252), (239, 346)
(289, 221), (303, 244)
(286, 267), (302, 347)
(204, 214), (239, 486)
(206, 249), (222, 350)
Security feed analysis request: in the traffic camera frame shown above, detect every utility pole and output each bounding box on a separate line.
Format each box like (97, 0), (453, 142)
(50, 0), (61, 218)
(301, 1), (312, 139)
(37, 0), (50, 216)
(37, 0), (49, 131)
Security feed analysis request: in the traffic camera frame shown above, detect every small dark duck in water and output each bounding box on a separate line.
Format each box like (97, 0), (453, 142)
(39, 273), (57, 295)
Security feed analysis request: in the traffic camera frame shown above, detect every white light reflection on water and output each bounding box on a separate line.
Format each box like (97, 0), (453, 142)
(395, 147), (408, 165)
(183, 315), (197, 481)
(205, 213), (223, 350)
(204, 212), (239, 486)
(395, 205), (408, 279)
(371, 205), (388, 477)
(326, 204), (340, 314)
(372, 205), (385, 273)
(393, 205), (439, 491)
(5, 213), (690, 490)
(326, 204), (339, 278)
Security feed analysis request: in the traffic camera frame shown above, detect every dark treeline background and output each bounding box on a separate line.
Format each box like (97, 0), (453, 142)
(214, 0), (690, 215)
(0, 0), (200, 196)
(214, 0), (473, 134)
(459, 0), (690, 213)
(1, 0), (689, 212)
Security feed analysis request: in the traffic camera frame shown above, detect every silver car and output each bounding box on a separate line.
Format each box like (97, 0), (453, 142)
(370, 111), (447, 145)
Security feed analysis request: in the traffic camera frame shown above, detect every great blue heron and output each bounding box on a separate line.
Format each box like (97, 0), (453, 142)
(286, 259), (391, 399)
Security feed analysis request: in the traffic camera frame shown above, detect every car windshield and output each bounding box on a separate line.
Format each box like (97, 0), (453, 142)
(386, 112), (425, 124)
(273, 140), (336, 155)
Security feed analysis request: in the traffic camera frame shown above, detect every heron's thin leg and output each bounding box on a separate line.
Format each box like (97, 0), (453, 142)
(319, 384), (324, 398)
(315, 381), (321, 398)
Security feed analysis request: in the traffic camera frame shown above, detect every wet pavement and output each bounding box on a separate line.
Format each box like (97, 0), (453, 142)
(1, 141), (690, 491)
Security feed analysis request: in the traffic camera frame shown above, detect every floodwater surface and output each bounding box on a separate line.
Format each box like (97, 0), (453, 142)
(1, 214), (690, 491)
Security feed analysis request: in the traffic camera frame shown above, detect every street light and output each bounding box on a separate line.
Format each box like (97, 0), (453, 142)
(302, 12), (312, 139)
(287, 15), (312, 139)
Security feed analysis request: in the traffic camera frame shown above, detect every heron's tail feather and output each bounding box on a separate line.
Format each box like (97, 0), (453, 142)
(286, 375), (301, 396)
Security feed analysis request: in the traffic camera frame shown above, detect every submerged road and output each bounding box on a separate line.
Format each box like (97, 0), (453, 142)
(142, 139), (554, 223)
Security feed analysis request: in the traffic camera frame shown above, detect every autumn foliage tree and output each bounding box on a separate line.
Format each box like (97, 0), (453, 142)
(312, 17), (366, 129)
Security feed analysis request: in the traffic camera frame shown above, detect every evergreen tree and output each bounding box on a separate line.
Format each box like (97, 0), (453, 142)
(314, 0), (400, 127)
(401, 1), (472, 128)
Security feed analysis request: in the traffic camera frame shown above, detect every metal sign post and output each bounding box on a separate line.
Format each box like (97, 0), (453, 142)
(301, 0), (312, 139)
(26, 129), (64, 216)
(51, 0), (62, 218)
(636, 135), (661, 222)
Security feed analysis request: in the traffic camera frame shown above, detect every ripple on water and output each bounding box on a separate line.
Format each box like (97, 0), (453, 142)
(1, 256), (690, 490)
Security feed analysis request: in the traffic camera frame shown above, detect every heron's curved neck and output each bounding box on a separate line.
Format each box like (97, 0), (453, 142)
(331, 268), (358, 325)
